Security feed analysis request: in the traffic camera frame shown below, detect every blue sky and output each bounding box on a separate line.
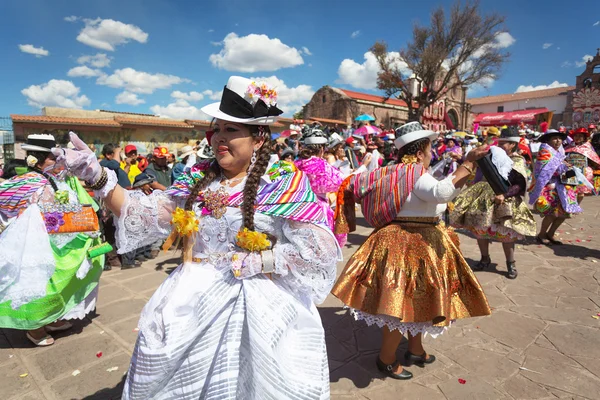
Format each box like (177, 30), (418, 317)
(1, 0), (599, 119)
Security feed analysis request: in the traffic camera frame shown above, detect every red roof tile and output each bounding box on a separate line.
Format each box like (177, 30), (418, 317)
(115, 116), (193, 129)
(308, 117), (348, 125)
(468, 86), (576, 106)
(11, 114), (122, 127)
(339, 89), (408, 107)
(185, 119), (212, 127)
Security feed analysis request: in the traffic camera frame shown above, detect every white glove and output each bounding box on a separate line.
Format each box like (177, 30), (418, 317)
(52, 132), (102, 182)
(230, 252), (263, 280)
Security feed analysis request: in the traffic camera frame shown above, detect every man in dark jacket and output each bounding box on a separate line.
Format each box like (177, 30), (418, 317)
(145, 146), (172, 189)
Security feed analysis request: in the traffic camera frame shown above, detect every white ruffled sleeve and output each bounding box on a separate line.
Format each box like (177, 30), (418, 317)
(272, 220), (340, 304)
(114, 189), (178, 254)
(411, 173), (460, 204)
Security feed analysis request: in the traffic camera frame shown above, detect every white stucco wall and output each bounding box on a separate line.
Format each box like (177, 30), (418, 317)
(471, 95), (568, 114)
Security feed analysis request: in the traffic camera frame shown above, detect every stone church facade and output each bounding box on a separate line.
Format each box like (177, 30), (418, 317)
(563, 49), (600, 128)
(304, 84), (470, 131)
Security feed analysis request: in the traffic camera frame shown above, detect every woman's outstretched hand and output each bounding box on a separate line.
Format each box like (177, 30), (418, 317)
(52, 132), (102, 183)
(466, 145), (490, 162)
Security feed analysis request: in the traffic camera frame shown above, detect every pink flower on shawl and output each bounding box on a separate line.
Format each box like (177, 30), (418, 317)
(295, 157), (343, 195)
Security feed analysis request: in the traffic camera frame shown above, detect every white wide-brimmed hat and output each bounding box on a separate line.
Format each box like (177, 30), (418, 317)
(201, 76), (283, 125)
(21, 134), (57, 152)
(178, 145), (195, 159)
(302, 128), (328, 145)
(394, 122), (437, 149)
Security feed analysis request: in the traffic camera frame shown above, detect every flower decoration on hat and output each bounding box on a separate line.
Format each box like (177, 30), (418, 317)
(26, 155), (38, 167)
(246, 81), (278, 107)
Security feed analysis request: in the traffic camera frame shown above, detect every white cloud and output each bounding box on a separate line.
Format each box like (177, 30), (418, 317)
(337, 51), (410, 90)
(494, 32), (516, 48)
(21, 79), (90, 109)
(96, 68), (189, 94)
(302, 46), (312, 56)
(67, 65), (104, 78)
(115, 91), (145, 105)
(209, 33), (304, 72)
(208, 29), (214, 33)
(150, 99), (212, 120)
(249, 76), (314, 115)
(351, 30), (361, 39)
(18, 44), (49, 57)
(561, 61), (573, 68)
(210, 41), (222, 46)
(77, 53), (111, 68)
(594, 21), (599, 26)
(64, 15), (79, 22)
(76, 18), (148, 51)
(515, 81), (568, 93)
(171, 90), (204, 102)
(542, 43), (553, 49)
(202, 89), (222, 101)
(575, 54), (594, 67)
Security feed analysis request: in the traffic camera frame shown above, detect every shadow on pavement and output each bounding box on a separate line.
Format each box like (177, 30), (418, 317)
(80, 374), (126, 400)
(0, 313), (96, 349)
(463, 257), (510, 278)
(154, 256), (180, 272)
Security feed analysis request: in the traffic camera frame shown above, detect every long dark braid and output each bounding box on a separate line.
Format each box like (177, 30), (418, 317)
(183, 124), (273, 232)
(241, 127), (272, 231)
(184, 163), (220, 211)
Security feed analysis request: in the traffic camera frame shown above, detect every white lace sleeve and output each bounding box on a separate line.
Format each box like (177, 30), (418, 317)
(412, 173), (460, 204)
(114, 190), (177, 254)
(273, 220), (339, 304)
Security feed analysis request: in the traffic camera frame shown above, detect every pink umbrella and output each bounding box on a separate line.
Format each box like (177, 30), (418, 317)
(354, 125), (382, 136)
(280, 129), (301, 138)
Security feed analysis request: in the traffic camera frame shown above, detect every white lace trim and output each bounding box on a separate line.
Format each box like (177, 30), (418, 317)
(115, 190), (175, 254)
(61, 286), (98, 320)
(273, 220), (339, 304)
(0, 204), (56, 310)
(94, 168), (118, 199)
(349, 308), (452, 338)
(49, 232), (79, 249)
(490, 146), (514, 180)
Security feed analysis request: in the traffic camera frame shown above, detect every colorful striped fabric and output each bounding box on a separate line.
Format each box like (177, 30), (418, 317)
(165, 161), (328, 228)
(351, 163), (425, 228)
(0, 172), (48, 218)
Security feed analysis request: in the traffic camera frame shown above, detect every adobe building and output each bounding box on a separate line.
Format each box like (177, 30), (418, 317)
(563, 49), (600, 128)
(304, 85), (470, 131)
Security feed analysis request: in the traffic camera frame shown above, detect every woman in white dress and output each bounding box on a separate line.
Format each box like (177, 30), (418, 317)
(53, 76), (340, 399)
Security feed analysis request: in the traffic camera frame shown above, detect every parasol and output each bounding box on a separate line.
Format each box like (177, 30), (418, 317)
(355, 114), (375, 122)
(354, 125), (382, 136)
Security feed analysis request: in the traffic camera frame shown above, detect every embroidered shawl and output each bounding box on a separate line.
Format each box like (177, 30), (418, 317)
(565, 142), (600, 167)
(335, 163), (426, 232)
(529, 144), (581, 213)
(0, 172), (48, 218)
(164, 161), (329, 229)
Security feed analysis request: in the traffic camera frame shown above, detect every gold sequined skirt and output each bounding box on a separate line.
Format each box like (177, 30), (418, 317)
(331, 218), (491, 327)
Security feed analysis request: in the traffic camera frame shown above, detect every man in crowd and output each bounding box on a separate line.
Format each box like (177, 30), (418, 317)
(145, 147), (172, 190)
(344, 137), (360, 170)
(100, 143), (131, 189)
(120, 144), (142, 185)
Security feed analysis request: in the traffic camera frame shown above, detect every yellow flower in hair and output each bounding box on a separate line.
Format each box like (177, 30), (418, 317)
(236, 228), (271, 252)
(171, 207), (199, 236)
(401, 155), (418, 164)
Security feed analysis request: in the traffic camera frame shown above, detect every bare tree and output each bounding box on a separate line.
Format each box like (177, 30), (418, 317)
(371, 0), (510, 123)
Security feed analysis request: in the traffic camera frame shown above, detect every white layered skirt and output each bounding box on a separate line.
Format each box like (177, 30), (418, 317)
(123, 261), (330, 400)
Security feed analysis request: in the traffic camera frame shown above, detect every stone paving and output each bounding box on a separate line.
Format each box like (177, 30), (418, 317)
(2, 200), (600, 399)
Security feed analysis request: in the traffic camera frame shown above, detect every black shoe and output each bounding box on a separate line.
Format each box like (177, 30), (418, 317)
(376, 357), (413, 380)
(405, 351), (436, 367)
(135, 255), (147, 262)
(506, 261), (518, 279)
(473, 256), (491, 271)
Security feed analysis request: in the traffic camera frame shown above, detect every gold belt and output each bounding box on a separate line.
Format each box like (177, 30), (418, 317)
(392, 217), (440, 226)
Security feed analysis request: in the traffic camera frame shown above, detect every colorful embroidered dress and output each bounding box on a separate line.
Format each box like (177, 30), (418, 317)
(565, 141), (600, 195)
(451, 155), (536, 242)
(105, 161), (340, 400)
(0, 172), (104, 330)
(530, 144), (582, 217)
(332, 163), (490, 337)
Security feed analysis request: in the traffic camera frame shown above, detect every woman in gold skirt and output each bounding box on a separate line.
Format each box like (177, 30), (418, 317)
(332, 122), (491, 380)
(451, 127), (536, 279)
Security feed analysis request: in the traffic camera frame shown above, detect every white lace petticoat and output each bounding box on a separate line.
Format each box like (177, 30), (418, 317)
(349, 308), (452, 338)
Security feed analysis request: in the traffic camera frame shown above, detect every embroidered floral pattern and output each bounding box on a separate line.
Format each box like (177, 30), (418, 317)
(44, 211), (65, 233)
(246, 81), (278, 106)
